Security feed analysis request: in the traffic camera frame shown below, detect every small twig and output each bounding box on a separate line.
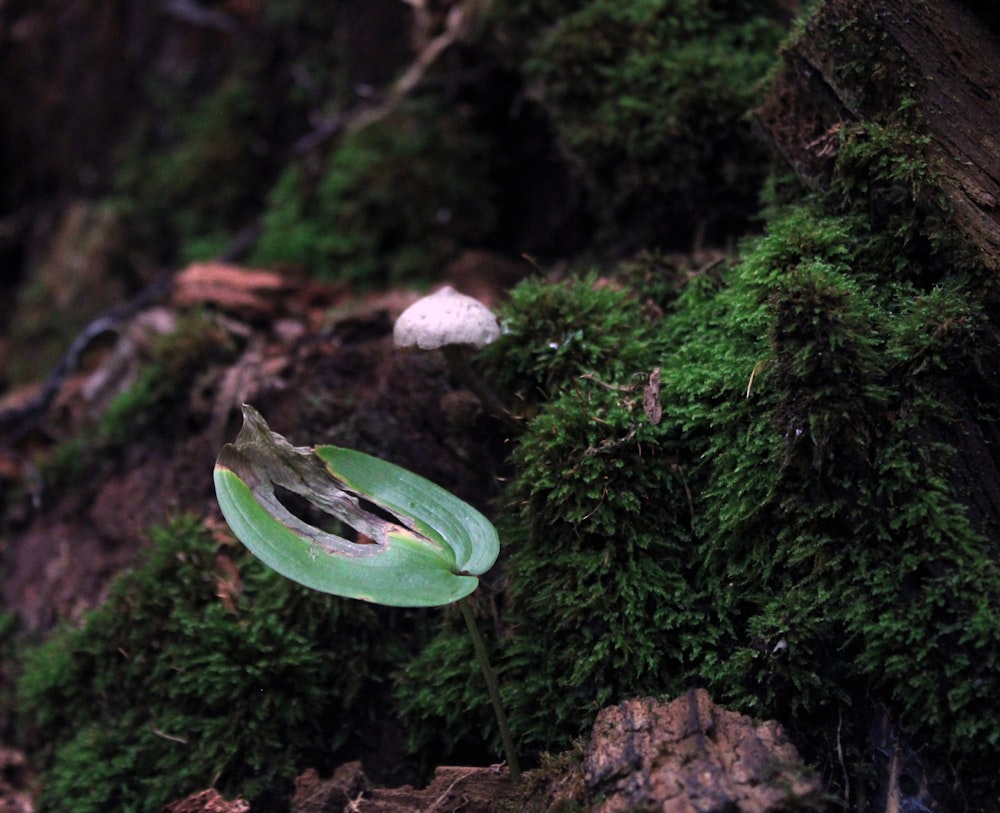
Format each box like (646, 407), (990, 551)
(160, 0), (237, 32)
(671, 462), (696, 531)
(426, 767), (479, 812)
(746, 359), (767, 399)
(150, 724), (188, 745)
(346, 0), (483, 135)
(836, 708), (850, 809)
(0, 279), (171, 442)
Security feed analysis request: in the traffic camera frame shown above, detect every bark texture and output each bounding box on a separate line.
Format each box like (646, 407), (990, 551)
(756, 0), (1000, 269)
(583, 691), (822, 813)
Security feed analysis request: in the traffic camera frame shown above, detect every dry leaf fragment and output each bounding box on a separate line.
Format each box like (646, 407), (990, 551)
(172, 262), (290, 316)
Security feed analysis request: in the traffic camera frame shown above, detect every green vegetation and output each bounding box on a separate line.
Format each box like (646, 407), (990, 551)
(11, 1), (1000, 809)
(107, 4), (372, 266)
(399, 273), (708, 756)
(669, 204), (1000, 789)
(478, 273), (660, 406)
(399, 192), (1000, 804)
(102, 0), (785, 276)
(97, 311), (235, 446)
(213, 405), (519, 778)
(251, 102), (496, 286)
(487, 0), (787, 248)
(114, 77), (278, 264)
(18, 515), (417, 811)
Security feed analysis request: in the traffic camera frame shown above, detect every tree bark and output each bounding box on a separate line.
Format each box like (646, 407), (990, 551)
(756, 0), (1000, 269)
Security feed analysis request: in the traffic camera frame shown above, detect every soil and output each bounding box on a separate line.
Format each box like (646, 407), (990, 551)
(0, 261), (823, 812)
(0, 257), (521, 811)
(1, 259), (513, 631)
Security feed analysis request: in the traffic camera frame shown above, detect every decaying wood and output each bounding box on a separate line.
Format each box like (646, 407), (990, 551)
(292, 763), (517, 813)
(162, 788), (250, 813)
(756, 0), (1000, 268)
(583, 691), (823, 813)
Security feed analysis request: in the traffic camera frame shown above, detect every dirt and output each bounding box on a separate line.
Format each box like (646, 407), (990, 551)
(159, 692), (822, 813)
(1, 259), (513, 631)
(0, 259), (827, 812)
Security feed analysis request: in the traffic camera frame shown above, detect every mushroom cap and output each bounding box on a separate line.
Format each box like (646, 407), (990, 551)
(393, 286), (500, 350)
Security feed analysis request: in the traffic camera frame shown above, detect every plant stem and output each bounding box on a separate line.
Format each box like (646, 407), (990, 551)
(459, 597), (521, 783)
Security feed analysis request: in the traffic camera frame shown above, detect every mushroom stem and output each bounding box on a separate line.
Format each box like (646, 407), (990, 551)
(442, 346), (520, 434)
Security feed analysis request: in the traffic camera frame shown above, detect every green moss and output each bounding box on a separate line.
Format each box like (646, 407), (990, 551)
(251, 102), (496, 286)
(479, 271), (669, 410)
(96, 311), (234, 447)
(18, 515), (419, 811)
(489, 0), (787, 248)
(401, 194), (1000, 803)
(664, 204), (1000, 801)
(826, 122), (986, 296)
(498, 391), (705, 752)
(114, 77), (277, 263)
(393, 596), (502, 764)
(103, 4), (381, 266)
(399, 274), (708, 755)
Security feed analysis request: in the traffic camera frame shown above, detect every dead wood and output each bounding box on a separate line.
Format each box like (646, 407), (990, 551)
(756, 0), (1000, 269)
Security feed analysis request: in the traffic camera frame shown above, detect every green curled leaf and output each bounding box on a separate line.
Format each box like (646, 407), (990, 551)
(214, 405), (499, 607)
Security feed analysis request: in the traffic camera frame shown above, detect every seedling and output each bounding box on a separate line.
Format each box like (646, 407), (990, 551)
(214, 404), (521, 780)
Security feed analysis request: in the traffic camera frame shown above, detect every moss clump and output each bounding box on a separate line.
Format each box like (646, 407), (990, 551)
(95, 310), (235, 447)
(398, 274), (708, 756)
(515, 747), (587, 812)
(488, 0), (787, 249)
(18, 515), (419, 811)
(479, 273), (661, 407)
(399, 195), (1000, 805)
(667, 202), (1000, 802)
(251, 102), (497, 287)
(497, 386), (705, 752)
(827, 121), (987, 298)
(114, 77), (278, 264)
(101, 2), (414, 267)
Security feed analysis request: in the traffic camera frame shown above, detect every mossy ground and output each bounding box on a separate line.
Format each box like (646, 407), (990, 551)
(486, 0), (786, 251)
(8, 1), (1000, 811)
(398, 206), (1000, 807)
(17, 516), (425, 811)
(251, 100), (497, 287)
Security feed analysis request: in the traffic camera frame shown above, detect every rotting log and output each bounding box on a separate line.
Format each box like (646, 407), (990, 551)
(755, 0), (1000, 269)
(755, 5), (1000, 808)
(755, 0), (1000, 539)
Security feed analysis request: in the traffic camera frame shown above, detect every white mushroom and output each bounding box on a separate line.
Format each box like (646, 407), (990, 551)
(393, 286), (517, 431)
(393, 286), (500, 350)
